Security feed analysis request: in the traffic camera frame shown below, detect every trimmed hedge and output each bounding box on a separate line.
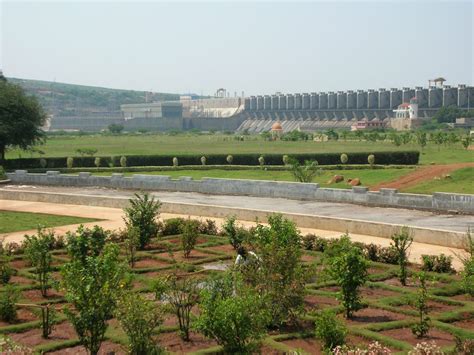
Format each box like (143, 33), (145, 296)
(3, 151), (419, 170)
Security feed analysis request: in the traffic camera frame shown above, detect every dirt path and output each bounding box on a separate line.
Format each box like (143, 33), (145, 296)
(370, 163), (474, 191)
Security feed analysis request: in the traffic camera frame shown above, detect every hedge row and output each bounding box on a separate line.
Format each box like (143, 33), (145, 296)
(3, 151), (419, 169)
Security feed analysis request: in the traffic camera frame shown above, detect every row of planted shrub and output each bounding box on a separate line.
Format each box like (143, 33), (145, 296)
(4, 151), (420, 169)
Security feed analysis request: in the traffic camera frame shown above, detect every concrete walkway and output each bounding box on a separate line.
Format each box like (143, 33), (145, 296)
(0, 199), (469, 270)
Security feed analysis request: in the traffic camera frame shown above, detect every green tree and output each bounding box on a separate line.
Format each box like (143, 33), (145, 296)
(181, 218), (199, 258)
(326, 236), (368, 318)
(66, 225), (107, 265)
(123, 193), (161, 250)
(414, 131), (427, 150)
(23, 227), (55, 297)
(432, 106), (465, 123)
(314, 309), (347, 351)
(108, 123), (124, 134)
(195, 273), (270, 354)
(61, 243), (128, 355)
(288, 158), (320, 183)
(0, 79), (46, 162)
(411, 272), (431, 338)
(391, 227), (413, 286)
(115, 291), (163, 355)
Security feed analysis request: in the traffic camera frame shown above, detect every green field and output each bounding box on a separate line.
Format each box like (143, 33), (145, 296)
(7, 133), (473, 165)
(96, 168), (413, 189)
(403, 167), (474, 195)
(0, 211), (101, 233)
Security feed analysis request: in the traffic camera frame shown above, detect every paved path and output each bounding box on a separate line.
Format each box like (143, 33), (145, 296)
(0, 199), (469, 270)
(2, 185), (473, 233)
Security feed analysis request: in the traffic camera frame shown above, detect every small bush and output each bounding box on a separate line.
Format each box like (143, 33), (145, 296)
(282, 154), (289, 165)
(340, 153), (348, 164)
(226, 155), (233, 164)
(200, 156), (206, 165)
(391, 226), (413, 285)
(66, 157), (74, 169)
(408, 341), (443, 355)
(222, 216), (249, 250)
(378, 246), (399, 264)
(453, 336), (474, 355)
(41, 305), (57, 339)
(172, 157), (178, 167)
(288, 158), (320, 183)
(368, 154), (375, 166)
(0, 241), (13, 284)
(181, 219), (199, 258)
(0, 286), (19, 323)
(363, 243), (380, 262)
(258, 156), (265, 166)
(94, 157), (101, 168)
(162, 218), (185, 236)
(40, 158), (47, 168)
(302, 234), (327, 252)
(421, 254), (454, 273)
(0, 166), (5, 180)
(411, 272), (431, 338)
(120, 156), (127, 168)
(314, 310), (347, 351)
(198, 219), (218, 236)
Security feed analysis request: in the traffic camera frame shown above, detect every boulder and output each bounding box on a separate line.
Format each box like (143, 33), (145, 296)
(349, 178), (361, 186)
(328, 175), (344, 184)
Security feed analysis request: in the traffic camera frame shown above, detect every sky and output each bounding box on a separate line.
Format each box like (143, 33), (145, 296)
(1, 0), (473, 96)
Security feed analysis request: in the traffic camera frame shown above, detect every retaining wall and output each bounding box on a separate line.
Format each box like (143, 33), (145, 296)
(6, 170), (474, 214)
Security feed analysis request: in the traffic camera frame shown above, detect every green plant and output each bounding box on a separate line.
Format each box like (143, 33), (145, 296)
(200, 156), (206, 165)
(258, 156), (265, 166)
(172, 157), (178, 167)
(453, 336), (474, 355)
(66, 156), (73, 168)
(41, 304), (57, 339)
(457, 228), (474, 297)
(61, 243), (128, 355)
(39, 158), (47, 168)
(326, 239), (368, 318)
(246, 214), (308, 326)
(181, 218), (199, 258)
(314, 309), (347, 351)
(0, 240), (13, 284)
(461, 136), (471, 150)
(197, 219), (218, 235)
(223, 215), (245, 250)
(411, 272), (431, 338)
(124, 226), (140, 268)
(120, 155), (127, 167)
(340, 153), (348, 164)
(0, 286), (19, 323)
(391, 226), (413, 286)
(368, 154), (375, 167)
(282, 154), (289, 165)
(0, 334), (33, 353)
(162, 217), (185, 236)
(226, 154), (233, 164)
(23, 227), (55, 297)
(288, 158), (320, 183)
(421, 254), (453, 273)
(164, 274), (199, 341)
(195, 273), (270, 354)
(123, 193), (161, 249)
(94, 157), (101, 168)
(66, 225), (107, 264)
(116, 291), (163, 355)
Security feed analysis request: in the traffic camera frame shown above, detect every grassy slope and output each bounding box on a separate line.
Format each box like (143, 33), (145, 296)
(96, 168), (414, 189)
(402, 167), (474, 195)
(0, 211), (101, 233)
(6, 134), (473, 165)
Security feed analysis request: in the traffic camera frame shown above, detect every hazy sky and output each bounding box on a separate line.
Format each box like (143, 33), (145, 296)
(1, 0), (473, 95)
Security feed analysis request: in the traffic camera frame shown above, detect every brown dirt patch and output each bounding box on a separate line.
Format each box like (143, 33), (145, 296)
(281, 335), (371, 353)
(0, 308), (38, 327)
(10, 275), (34, 285)
(397, 300), (456, 314)
(344, 307), (406, 324)
(47, 340), (125, 354)
(361, 286), (400, 298)
(133, 257), (171, 269)
(156, 249), (211, 262)
(206, 244), (235, 254)
(380, 327), (455, 347)
(157, 331), (217, 353)
(10, 259), (29, 269)
(11, 321), (77, 347)
(304, 294), (339, 310)
(370, 163), (474, 191)
(450, 315), (474, 330)
(21, 289), (63, 302)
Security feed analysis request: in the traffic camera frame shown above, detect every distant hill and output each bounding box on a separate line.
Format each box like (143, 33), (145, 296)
(7, 77), (180, 116)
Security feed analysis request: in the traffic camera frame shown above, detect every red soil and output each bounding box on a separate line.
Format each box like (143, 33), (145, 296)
(370, 163), (474, 191)
(157, 331), (217, 353)
(47, 341), (125, 354)
(0, 308), (38, 327)
(380, 327), (454, 347)
(11, 321), (76, 347)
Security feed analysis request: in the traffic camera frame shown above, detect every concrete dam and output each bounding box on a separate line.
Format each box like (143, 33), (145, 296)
(49, 84), (473, 133)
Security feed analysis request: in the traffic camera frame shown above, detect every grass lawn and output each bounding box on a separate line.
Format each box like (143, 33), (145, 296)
(0, 211), (101, 233)
(96, 168), (414, 189)
(403, 167), (474, 195)
(6, 133), (473, 165)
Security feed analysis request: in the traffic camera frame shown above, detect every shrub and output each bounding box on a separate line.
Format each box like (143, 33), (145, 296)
(200, 156), (206, 165)
(23, 227), (55, 297)
(258, 156), (265, 166)
(124, 227), (140, 268)
(411, 272), (431, 338)
(163, 274), (199, 341)
(94, 157), (101, 168)
(195, 273), (270, 353)
(378, 246), (399, 265)
(222, 216), (247, 250)
(453, 336), (474, 355)
(421, 254), (454, 273)
(162, 218), (185, 236)
(0, 166), (5, 180)
(288, 158), (320, 183)
(0, 286), (19, 323)
(61, 243), (128, 355)
(0, 241), (13, 284)
(66, 156), (73, 169)
(181, 219), (199, 258)
(368, 154), (375, 167)
(245, 214), (308, 326)
(302, 234), (327, 252)
(333, 341), (392, 354)
(408, 341), (443, 355)
(116, 291), (163, 355)
(340, 153), (348, 164)
(40, 158), (47, 168)
(282, 154), (289, 165)
(123, 193), (161, 249)
(198, 219), (218, 236)
(0, 334), (33, 353)
(326, 236), (368, 318)
(363, 243), (380, 262)
(226, 155), (233, 164)
(66, 225), (108, 264)
(391, 226), (413, 285)
(172, 157), (178, 167)
(314, 310), (347, 351)
(40, 305), (57, 339)
(120, 156), (127, 168)
(457, 229), (474, 297)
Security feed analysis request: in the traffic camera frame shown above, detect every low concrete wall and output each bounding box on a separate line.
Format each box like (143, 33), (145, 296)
(6, 170), (474, 214)
(0, 189), (468, 249)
